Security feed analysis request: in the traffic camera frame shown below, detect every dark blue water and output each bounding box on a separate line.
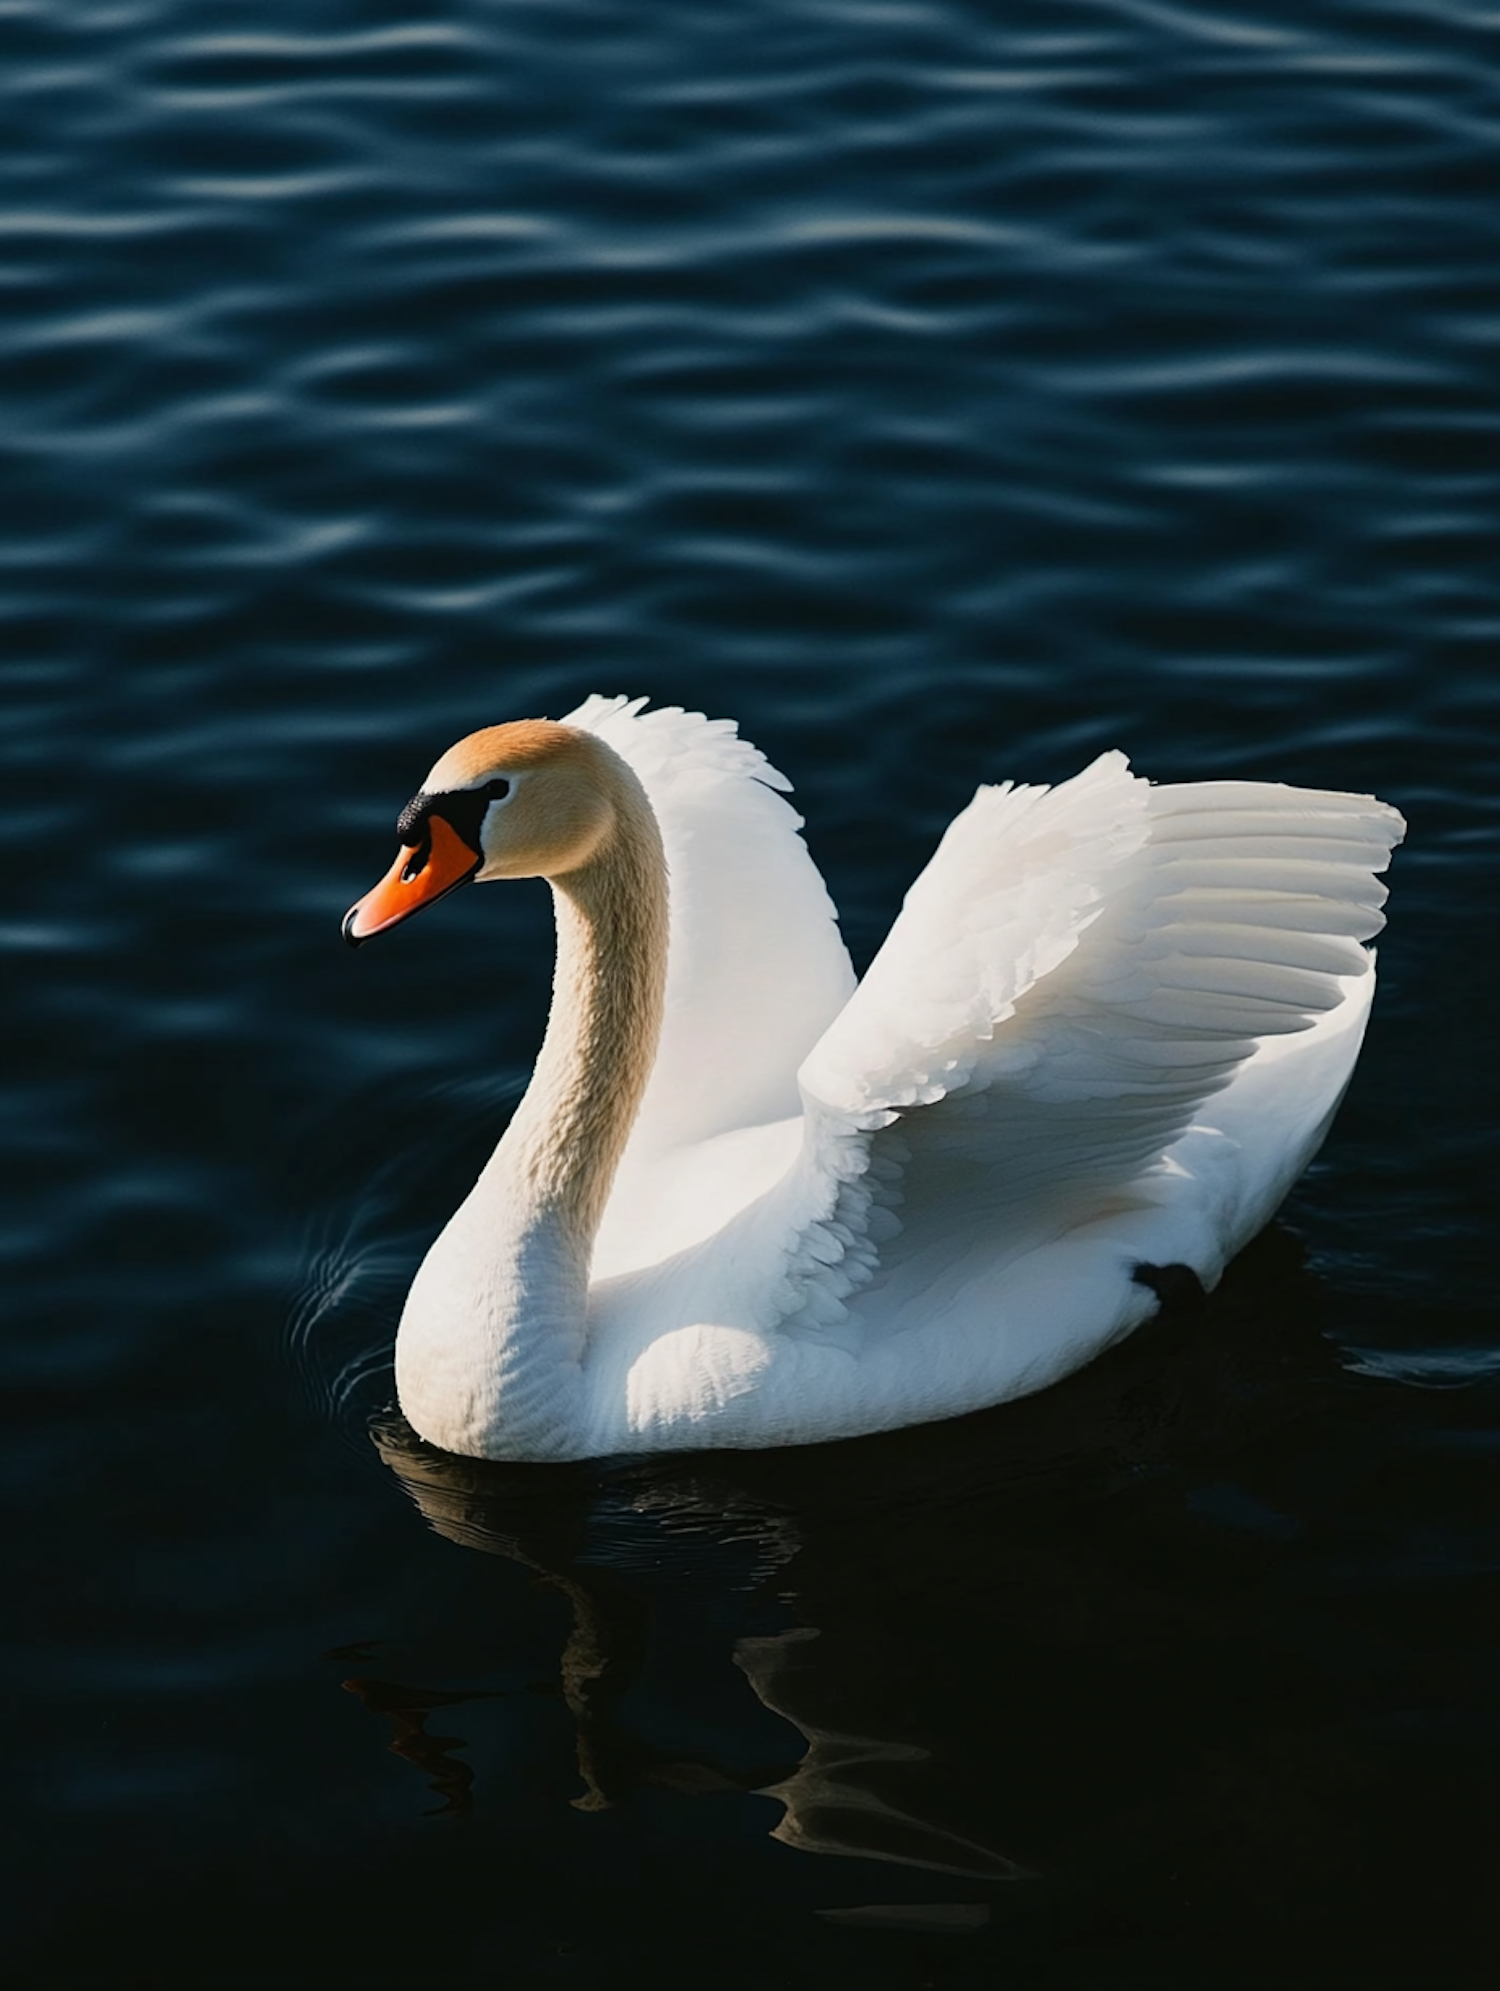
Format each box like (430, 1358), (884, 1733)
(5, 0), (1497, 1982)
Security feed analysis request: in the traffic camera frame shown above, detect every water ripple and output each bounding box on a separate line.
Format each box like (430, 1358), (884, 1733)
(2, 0), (1497, 1953)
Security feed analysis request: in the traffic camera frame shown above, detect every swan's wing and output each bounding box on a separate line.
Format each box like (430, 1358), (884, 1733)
(766, 751), (1404, 1334)
(564, 697), (855, 1156)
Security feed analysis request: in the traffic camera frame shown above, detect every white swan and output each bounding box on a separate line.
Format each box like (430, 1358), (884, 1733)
(344, 696), (1403, 1462)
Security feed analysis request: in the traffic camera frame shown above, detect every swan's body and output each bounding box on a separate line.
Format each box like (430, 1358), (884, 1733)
(345, 697), (1403, 1462)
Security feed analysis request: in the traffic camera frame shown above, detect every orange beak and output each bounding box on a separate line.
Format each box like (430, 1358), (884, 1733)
(343, 813), (482, 947)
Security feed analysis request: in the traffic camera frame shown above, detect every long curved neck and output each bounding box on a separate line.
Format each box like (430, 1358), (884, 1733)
(501, 809), (669, 1251)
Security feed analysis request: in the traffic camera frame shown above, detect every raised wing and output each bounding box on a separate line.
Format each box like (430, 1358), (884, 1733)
(565, 696), (855, 1158)
(769, 752), (1404, 1334)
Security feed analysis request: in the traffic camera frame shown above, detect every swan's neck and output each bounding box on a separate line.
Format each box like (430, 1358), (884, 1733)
(395, 785), (667, 1460)
(502, 826), (668, 1251)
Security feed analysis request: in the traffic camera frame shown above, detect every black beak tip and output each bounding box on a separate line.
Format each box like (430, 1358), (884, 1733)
(342, 907), (367, 950)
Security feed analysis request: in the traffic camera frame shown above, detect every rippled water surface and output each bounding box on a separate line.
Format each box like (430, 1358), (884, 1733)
(5, 0), (1498, 1982)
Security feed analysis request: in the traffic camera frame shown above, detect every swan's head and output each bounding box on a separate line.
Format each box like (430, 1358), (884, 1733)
(342, 721), (627, 946)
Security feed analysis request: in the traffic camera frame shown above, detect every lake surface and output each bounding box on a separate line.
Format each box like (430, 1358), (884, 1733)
(4, 0), (1497, 1983)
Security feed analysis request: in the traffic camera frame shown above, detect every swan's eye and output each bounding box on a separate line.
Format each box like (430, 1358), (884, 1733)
(421, 777), (513, 855)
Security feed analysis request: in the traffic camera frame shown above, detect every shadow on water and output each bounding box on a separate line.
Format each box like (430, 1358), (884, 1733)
(340, 1227), (1499, 1983)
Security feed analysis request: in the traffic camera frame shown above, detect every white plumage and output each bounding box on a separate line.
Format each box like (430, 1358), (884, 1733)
(346, 697), (1403, 1460)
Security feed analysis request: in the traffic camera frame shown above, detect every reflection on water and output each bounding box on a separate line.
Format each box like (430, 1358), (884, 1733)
(360, 1229), (1499, 1950)
(370, 1430), (804, 1821)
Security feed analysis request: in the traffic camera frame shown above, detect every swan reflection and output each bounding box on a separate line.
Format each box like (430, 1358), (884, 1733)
(353, 1232), (1419, 1928)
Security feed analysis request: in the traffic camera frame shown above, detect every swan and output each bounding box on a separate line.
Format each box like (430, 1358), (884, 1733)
(343, 696), (1403, 1462)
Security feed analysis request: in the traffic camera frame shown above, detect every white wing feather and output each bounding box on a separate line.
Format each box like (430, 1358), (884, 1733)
(565, 697), (855, 1275)
(566, 695), (854, 1148)
(774, 751), (1403, 1331)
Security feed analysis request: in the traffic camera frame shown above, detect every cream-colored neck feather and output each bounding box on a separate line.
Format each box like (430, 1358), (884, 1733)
(499, 785), (668, 1248)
